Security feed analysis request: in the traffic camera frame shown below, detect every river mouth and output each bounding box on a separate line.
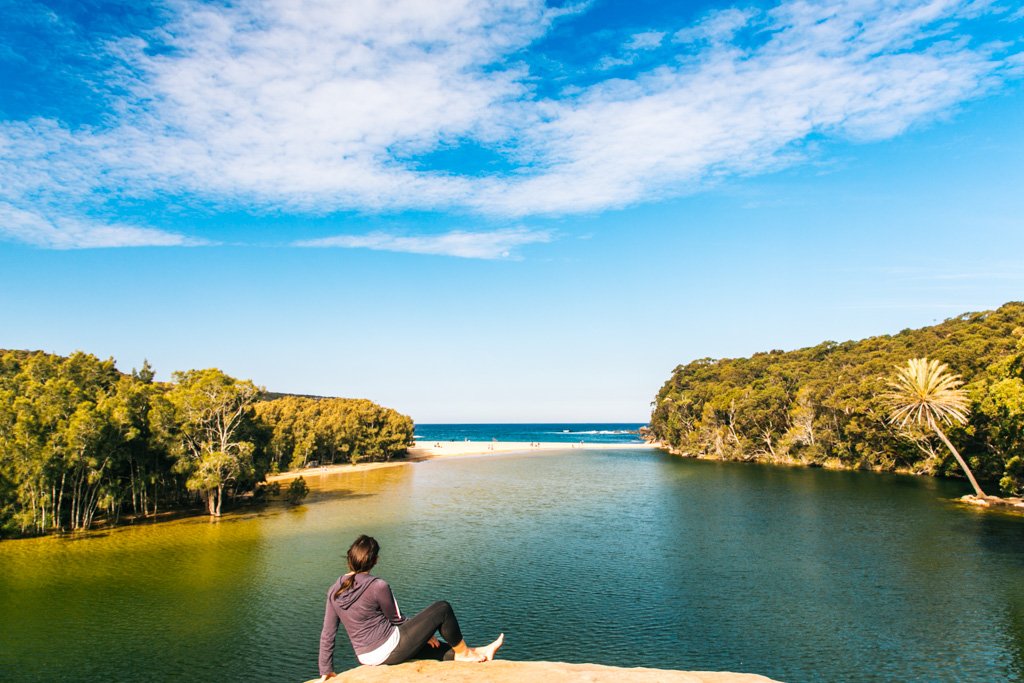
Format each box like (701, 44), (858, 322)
(1, 449), (1022, 682)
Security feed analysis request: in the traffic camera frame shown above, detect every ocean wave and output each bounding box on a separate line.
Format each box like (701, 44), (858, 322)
(548, 430), (634, 435)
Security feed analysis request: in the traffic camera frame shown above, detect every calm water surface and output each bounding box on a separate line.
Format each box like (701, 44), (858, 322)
(1, 449), (1022, 683)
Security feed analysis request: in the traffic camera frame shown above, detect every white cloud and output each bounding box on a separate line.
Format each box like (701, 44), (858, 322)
(673, 8), (757, 44)
(115, 0), (556, 208)
(596, 54), (639, 71)
(472, 0), (1019, 214)
(0, 203), (207, 249)
(0, 0), (1020, 243)
(625, 31), (666, 50)
(294, 227), (551, 259)
(598, 30), (666, 70)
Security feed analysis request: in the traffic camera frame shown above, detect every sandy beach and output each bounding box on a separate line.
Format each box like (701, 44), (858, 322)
(267, 440), (658, 483)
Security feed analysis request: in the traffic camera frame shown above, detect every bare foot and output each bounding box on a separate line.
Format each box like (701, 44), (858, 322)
(453, 648), (486, 663)
(479, 633), (505, 661)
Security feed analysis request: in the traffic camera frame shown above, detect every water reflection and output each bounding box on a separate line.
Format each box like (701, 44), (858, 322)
(0, 450), (1021, 683)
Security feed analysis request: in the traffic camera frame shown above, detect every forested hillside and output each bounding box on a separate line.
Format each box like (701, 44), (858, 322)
(649, 302), (1024, 495)
(0, 350), (414, 537)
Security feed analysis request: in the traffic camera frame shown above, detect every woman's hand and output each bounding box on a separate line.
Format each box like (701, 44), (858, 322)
(317, 673), (335, 682)
(427, 636), (441, 648)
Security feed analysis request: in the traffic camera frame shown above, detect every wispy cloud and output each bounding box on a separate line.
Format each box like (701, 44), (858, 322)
(597, 31), (666, 70)
(0, 0), (1020, 245)
(0, 0), (559, 247)
(596, 54), (639, 71)
(625, 31), (666, 50)
(0, 203), (207, 249)
(673, 8), (757, 44)
(294, 227), (551, 259)
(473, 0), (1021, 214)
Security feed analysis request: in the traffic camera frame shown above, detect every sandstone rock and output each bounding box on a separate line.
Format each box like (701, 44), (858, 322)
(308, 660), (781, 683)
(959, 494), (1024, 512)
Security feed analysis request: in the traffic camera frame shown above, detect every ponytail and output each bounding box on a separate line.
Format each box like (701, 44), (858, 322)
(335, 574), (356, 598)
(334, 534), (380, 598)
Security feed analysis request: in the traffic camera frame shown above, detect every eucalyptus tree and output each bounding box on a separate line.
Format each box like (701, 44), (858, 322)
(0, 350), (123, 533)
(884, 357), (986, 498)
(160, 369), (262, 516)
(64, 401), (108, 530)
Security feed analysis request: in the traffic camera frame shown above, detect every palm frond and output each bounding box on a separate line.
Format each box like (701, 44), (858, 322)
(883, 357), (970, 428)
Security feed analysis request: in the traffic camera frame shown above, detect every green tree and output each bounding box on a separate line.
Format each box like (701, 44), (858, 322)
(161, 369), (261, 516)
(884, 358), (985, 498)
(64, 401), (110, 530)
(104, 372), (168, 519)
(253, 396), (413, 470)
(286, 476), (309, 505)
(650, 302), (1024, 490)
(0, 349), (416, 538)
(1001, 456), (1024, 497)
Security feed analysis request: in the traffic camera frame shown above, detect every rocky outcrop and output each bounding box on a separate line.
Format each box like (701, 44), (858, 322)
(309, 660), (780, 682)
(960, 494), (1024, 513)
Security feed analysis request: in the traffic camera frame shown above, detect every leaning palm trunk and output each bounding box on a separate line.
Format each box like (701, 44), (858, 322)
(931, 421), (986, 498)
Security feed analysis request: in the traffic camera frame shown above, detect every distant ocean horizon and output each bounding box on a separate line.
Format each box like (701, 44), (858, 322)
(413, 423), (647, 444)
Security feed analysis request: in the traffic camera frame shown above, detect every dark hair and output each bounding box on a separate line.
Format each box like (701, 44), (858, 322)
(335, 535), (380, 596)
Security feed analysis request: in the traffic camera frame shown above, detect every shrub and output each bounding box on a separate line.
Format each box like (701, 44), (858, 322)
(286, 476), (309, 505)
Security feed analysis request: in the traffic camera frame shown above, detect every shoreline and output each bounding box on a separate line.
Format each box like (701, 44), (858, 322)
(655, 442), (1024, 514)
(266, 440), (659, 483)
(4, 442), (659, 540)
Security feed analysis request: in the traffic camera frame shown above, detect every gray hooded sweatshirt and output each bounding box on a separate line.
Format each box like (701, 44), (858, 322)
(319, 573), (405, 675)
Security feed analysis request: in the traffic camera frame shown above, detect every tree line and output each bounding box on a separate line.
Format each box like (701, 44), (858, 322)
(648, 302), (1024, 496)
(0, 350), (414, 537)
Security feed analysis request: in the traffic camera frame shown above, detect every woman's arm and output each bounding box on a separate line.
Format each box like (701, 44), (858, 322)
(318, 593), (340, 676)
(375, 580), (405, 625)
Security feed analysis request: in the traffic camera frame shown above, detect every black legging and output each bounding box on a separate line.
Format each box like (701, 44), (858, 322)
(382, 600), (463, 664)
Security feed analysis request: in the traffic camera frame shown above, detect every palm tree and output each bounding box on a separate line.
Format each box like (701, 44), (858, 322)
(884, 357), (986, 498)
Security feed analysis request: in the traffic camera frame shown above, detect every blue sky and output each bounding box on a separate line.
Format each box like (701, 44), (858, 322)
(1, 0), (1022, 422)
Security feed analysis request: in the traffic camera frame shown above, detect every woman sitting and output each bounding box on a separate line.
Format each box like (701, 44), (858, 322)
(317, 534), (504, 680)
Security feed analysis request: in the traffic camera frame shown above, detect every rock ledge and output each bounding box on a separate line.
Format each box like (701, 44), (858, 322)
(312, 660), (780, 682)
(960, 494), (1024, 513)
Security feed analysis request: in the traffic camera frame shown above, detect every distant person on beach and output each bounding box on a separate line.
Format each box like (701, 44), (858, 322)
(317, 535), (504, 680)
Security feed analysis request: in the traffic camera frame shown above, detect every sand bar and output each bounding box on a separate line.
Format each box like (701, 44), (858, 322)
(410, 439), (656, 457)
(267, 440), (658, 483)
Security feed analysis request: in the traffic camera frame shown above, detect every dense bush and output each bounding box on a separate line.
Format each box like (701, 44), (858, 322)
(0, 351), (413, 536)
(254, 395), (414, 472)
(650, 302), (1024, 494)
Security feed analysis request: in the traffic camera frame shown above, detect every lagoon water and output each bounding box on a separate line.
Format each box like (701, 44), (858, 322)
(1, 448), (1022, 682)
